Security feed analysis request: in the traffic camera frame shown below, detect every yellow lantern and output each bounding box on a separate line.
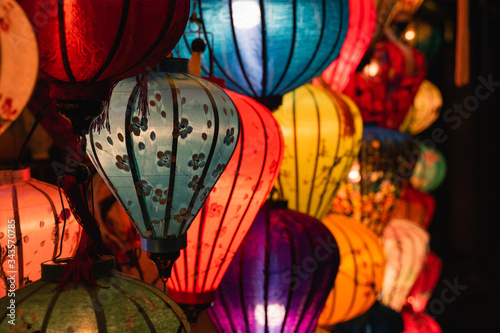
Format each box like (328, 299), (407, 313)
(400, 80), (443, 135)
(318, 214), (386, 329)
(273, 84), (363, 220)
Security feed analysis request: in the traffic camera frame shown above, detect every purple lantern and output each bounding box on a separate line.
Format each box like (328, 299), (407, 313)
(208, 201), (340, 332)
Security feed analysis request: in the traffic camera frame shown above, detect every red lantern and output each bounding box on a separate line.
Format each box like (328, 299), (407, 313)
(405, 252), (442, 313)
(166, 90), (284, 318)
(402, 307), (443, 333)
(392, 186), (436, 228)
(344, 40), (427, 129)
(314, 0), (377, 93)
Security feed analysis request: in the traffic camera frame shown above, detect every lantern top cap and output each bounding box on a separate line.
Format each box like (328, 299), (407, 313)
(41, 256), (116, 283)
(0, 168), (31, 185)
(158, 58), (189, 74)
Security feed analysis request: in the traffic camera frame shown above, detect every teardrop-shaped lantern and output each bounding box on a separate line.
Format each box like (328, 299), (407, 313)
(87, 59), (240, 280)
(0, 0), (38, 135)
(405, 251), (442, 313)
(381, 218), (429, 312)
(400, 80), (442, 135)
(331, 128), (418, 235)
(410, 143), (446, 192)
(166, 91), (283, 315)
(332, 302), (404, 333)
(175, 0), (349, 102)
(273, 84), (363, 221)
(0, 257), (191, 332)
(0, 169), (81, 298)
(314, 0), (377, 93)
(208, 202), (340, 333)
(392, 186), (436, 228)
(317, 214), (385, 329)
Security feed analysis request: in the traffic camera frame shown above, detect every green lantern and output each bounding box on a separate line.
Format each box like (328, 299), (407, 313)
(410, 143), (446, 192)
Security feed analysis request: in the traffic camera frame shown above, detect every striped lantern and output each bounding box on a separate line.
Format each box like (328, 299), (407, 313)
(318, 214), (385, 329)
(381, 218), (429, 312)
(175, 0), (349, 101)
(410, 143), (447, 192)
(273, 84), (363, 221)
(0, 169), (80, 298)
(86, 59), (240, 279)
(167, 90), (283, 310)
(0, 257), (191, 332)
(0, 0), (38, 135)
(314, 0), (377, 93)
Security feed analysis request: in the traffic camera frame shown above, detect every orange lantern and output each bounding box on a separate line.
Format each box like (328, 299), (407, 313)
(0, 168), (81, 298)
(392, 186), (436, 228)
(318, 214), (385, 329)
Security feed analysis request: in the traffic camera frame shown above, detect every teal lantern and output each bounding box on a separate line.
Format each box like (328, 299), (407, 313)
(86, 59), (240, 281)
(410, 143), (446, 192)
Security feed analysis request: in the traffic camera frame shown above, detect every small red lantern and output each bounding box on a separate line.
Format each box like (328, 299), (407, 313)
(402, 306), (443, 333)
(405, 252), (442, 313)
(392, 186), (436, 228)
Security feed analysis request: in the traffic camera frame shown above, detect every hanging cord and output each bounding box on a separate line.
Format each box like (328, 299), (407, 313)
(53, 176), (69, 263)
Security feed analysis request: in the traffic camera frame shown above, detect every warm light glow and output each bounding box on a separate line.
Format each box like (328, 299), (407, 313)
(232, 1), (261, 29)
(405, 29), (416, 40)
(364, 61), (380, 77)
(254, 304), (286, 328)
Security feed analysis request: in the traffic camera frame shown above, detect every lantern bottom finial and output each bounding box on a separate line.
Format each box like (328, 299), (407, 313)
(148, 251), (181, 282)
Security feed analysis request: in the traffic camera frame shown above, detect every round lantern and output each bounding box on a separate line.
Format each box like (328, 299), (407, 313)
(401, 307), (442, 333)
(332, 302), (404, 333)
(392, 186), (436, 228)
(405, 251), (442, 313)
(0, 257), (191, 332)
(400, 80), (442, 135)
(344, 40), (427, 129)
(410, 143), (446, 192)
(0, 168), (81, 298)
(314, 0), (377, 93)
(167, 91), (283, 313)
(175, 0), (349, 101)
(381, 218), (429, 312)
(331, 127), (418, 235)
(317, 214), (385, 329)
(86, 59), (240, 280)
(273, 84), (363, 221)
(208, 202), (340, 333)
(0, 0), (38, 135)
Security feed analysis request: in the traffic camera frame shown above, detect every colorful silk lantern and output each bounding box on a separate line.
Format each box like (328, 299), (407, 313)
(331, 127), (418, 235)
(167, 91), (283, 314)
(0, 257), (191, 332)
(87, 59), (240, 281)
(392, 185), (436, 228)
(344, 40), (427, 129)
(400, 80), (442, 135)
(208, 202), (340, 333)
(406, 251), (442, 313)
(273, 84), (363, 221)
(318, 214), (385, 329)
(0, 168), (81, 298)
(381, 218), (429, 312)
(401, 307), (443, 333)
(175, 0), (349, 101)
(332, 302), (404, 333)
(410, 143), (447, 192)
(314, 0), (376, 93)
(0, 0), (38, 135)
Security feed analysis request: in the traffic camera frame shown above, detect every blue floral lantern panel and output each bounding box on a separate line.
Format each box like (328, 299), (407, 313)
(175, 0), (349, 98)
(87, 65), (240, 250)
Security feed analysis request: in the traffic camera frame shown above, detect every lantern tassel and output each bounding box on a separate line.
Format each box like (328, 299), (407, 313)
(57, 174), (104, 291)
(136, 72), (151, 118)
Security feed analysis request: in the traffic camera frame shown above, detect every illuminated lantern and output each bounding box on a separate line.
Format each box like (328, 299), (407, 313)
(410, 143), (447, 192)
(317, 214), (385, 329)
(0, 0), (38, 135)
(393, 0), (425, 19)
(333, 302), (404, 333)
(392, 186), (436, 228)
(87, 59), (240, 281)
(0, 257), (191, 332)
(167, 91), (283, 316)
(331, 128), (418, 235)
(19, 0), (190, 133)
(314, 0), (377, 93)
(273, 84), (363, 221)
(344, 40), (427, 129)
(0, 168), (80, 298)
(399, 20), (443, 63)
(405, 251), (442, 313)
(401, 307), (442, 333)
(381, 218), (429, 312)
(400, 80), (442, 135)
(208, 202), (340, 332)
(175, 0), (349, 102)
